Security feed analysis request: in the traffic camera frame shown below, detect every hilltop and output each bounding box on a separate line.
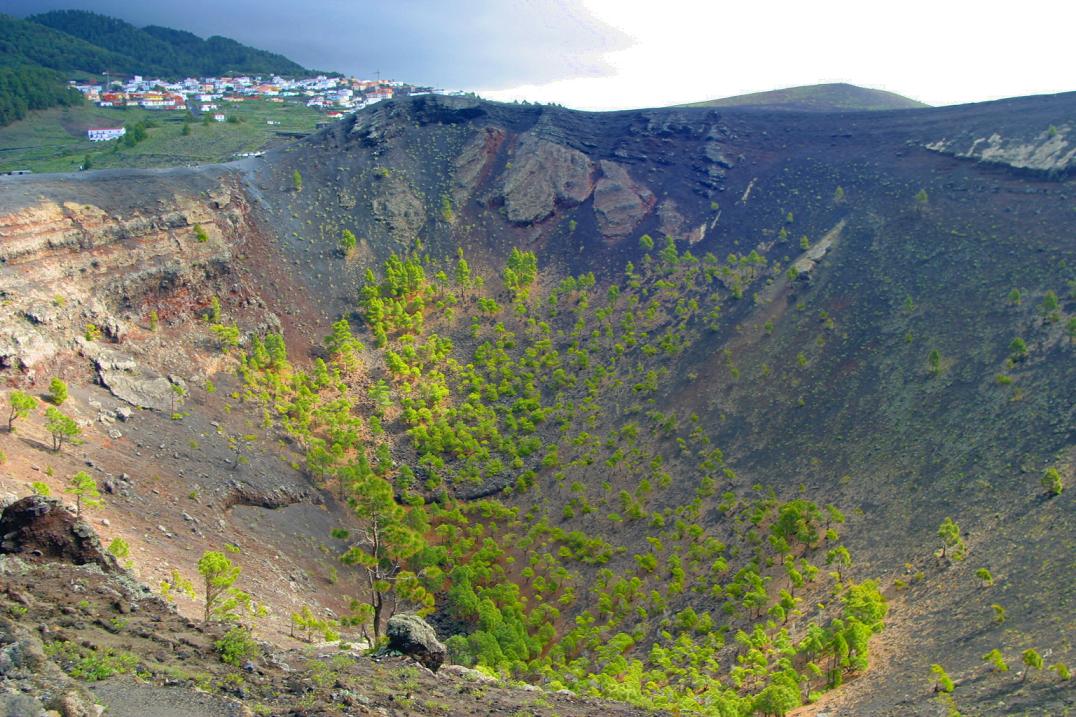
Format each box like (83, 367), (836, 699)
(7, 10), (315, 78)
(0, 91), (1072, 715)
(682, 82), (927, 111)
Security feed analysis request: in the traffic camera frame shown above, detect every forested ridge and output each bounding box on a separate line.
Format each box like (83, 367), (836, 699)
(0, 64), (83, 127)
(0, 9), (315, 127)
(27, 10), (312, 77)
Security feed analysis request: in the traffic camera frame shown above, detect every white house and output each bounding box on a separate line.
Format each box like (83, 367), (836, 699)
(87, 127), (126, 142)
(213, 113), (227, 122)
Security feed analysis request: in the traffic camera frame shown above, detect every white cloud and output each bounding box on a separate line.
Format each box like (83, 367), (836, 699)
(480, 0), (1076, 109)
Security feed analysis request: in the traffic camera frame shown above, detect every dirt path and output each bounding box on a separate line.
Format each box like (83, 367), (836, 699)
(90, 680), (247, 717)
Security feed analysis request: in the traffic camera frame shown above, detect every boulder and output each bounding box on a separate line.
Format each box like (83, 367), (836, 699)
(440, 664), (496, 682)
(0, 496), (118, 572)
(386, 614), (445, 672)
(98, 369), (174, 411)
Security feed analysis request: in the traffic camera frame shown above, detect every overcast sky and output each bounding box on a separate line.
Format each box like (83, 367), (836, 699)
(10, 0), (1075, 110)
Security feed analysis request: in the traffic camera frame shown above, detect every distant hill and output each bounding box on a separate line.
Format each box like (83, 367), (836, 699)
(683, 82), (928, 111)
(26, 10), (314, 77)
(0, 13), (137, 75)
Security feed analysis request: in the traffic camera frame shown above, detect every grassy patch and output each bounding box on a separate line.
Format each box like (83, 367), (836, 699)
(0, 98), (323, 173)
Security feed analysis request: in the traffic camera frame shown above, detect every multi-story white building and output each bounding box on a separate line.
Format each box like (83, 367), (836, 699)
(87, 128), (126, 142)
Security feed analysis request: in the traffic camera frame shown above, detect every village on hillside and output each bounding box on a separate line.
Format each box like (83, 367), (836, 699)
(73, 73), (447, 139)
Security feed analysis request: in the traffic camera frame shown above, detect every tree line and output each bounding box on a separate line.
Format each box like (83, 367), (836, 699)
(0, 65), (83, 127)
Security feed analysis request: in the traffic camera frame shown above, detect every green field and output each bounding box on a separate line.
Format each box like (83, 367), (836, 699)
(0, 97), (324, 173)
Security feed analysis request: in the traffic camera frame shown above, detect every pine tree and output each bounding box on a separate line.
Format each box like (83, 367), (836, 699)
(7, 390), (37, 431)
(1022, 648), (1043, 682)
(68, 471), (101, 517)
(339, 468), (428, 642)
(937, 517), (965, 560)
(197, 550), (241, 624)
(45, 407), (80, 451)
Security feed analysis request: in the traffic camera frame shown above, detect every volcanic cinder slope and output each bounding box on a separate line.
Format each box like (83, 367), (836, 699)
(0, 91), (1073, 716)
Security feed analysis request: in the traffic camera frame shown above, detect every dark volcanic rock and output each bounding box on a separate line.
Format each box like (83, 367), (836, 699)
(386, 614), (446, 672)
(452, 126), (506, 208)
(592, 161), (655, 239)
(500, 133), (595, 224)
(0, 496), (118, 572)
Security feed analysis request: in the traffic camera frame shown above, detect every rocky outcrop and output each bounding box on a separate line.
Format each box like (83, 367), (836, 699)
(386, 614), (445, 672)
(0, 496), (118, 572)
(0, 327), (58, 369)
(97, 369), (175, 412)
(792, 220), (845, 277)
(452, 126), (506, 208)
(0, 179), (247, 374)
(371, 175), (426, 241)
(0, 617), (99, 717)
(500, 134), (594, 224)
(78, 340), (177, 411)
(592, 161), (654, 239)
(925, 124), (1074, 174)
(702, 141), (736, 170)
(349, 94), (488, 147)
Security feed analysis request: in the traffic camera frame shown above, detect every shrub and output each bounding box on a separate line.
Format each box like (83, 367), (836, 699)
(340, 229), (357, 254)
(983, 649), (1008, 672)
(49, 378), (68, 405)
(216, 626), (259, 666)
(1041, 467), (1063, 496)
(108, 537), (130, 559)
(931, 663), (954, 692)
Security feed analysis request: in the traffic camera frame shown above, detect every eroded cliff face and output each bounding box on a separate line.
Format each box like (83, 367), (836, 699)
(925, 123), (1075, 173)
(0, 171), (276, 378)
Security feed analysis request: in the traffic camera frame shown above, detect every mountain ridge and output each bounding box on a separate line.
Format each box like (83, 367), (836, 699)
(24, 9), (316, 77)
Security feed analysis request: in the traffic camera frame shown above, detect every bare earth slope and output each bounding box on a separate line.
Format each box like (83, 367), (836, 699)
(0, 91), (1073, 716)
